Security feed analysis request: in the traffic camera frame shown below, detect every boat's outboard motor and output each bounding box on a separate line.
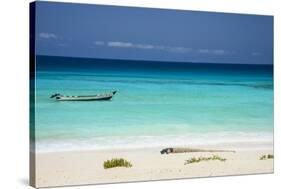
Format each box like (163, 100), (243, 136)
(112, 90), (117, 95)
(50, 93), (60, 98)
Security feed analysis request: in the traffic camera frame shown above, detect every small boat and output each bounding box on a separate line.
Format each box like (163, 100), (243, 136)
(50, 90), (117, 101)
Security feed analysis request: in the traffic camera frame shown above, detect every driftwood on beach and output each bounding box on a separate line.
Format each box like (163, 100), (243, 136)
(160, 147), (236, 154)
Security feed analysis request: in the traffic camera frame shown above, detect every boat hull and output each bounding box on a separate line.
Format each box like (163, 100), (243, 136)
(56, 95), (113, 101)
(50, 90), (117, 101)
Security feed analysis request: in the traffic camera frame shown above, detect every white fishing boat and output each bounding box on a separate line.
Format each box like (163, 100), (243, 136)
(50, 90), (117, 101)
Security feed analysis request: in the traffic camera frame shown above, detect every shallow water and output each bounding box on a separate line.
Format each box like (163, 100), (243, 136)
(34, 56), (273, 152)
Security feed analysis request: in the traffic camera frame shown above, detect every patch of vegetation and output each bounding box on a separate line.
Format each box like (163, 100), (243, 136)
(103, 158), (132, 169)
(260, 154), (274, 160)
(185, 155), (226, 165)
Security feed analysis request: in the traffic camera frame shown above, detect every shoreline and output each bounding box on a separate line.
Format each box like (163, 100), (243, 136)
(35, 140), (273, 153)
(35, 145), (274, 188)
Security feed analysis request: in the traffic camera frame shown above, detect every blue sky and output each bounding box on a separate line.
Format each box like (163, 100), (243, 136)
(35, 1), (273, 64)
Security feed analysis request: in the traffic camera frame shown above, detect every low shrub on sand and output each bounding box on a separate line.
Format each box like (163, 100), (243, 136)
(185, 155), (226, 165)
(260, 154), (274, 160)
(103, 158), (132, 169)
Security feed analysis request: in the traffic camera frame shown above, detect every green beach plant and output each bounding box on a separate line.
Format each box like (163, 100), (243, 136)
(259, 154), (274, 160)
(185, 155), (226, 165)
(103, 158), (132, 169)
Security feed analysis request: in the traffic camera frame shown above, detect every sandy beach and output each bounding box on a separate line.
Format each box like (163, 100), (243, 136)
(34, 145), (273, 188)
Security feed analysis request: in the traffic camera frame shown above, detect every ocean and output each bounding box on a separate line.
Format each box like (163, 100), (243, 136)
(34, 55), (274, 152)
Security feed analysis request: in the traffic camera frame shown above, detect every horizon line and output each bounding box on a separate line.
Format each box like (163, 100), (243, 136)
(35, 54), (273, 66)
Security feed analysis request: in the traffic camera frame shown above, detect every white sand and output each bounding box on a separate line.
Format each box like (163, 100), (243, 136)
(34, 146), (273, 188)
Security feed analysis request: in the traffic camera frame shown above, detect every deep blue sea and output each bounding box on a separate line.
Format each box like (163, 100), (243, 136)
(34, 55), (273, 152)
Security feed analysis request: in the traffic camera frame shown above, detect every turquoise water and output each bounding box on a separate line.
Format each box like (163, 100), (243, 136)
(34, 56), (273, 152)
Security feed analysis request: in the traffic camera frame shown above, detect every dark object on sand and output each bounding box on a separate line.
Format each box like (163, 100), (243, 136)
(160, 147), (236, 154)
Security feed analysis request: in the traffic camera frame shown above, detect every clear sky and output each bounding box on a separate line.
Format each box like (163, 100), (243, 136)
(35, 1), (273, 64)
